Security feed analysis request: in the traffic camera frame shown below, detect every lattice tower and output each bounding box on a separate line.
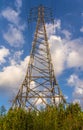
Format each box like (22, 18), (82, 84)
(12, 5), (66, 111)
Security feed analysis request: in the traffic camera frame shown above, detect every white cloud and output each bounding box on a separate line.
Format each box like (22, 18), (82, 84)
(81, 12), (83, 17)
(0, 56), (29, 91)
(1, 7), (19, 25)
(1, 7), (25, 47)
(3, 24), (25, 47)
(67, 51), (83, 68)
(67, 39), (83, 69)
(46, 20), (83, 108)
(9, 50), (24, 65)
(49, 35), (66, 75)
(0, 46), (10, 64)
(46, 21), (83, 75)
(46, 19), (61, 36)
(67, 74), (79, 87)
(15, 0), (22, 11)
(80, 27), (83, 32)
(62, 29), (71, 40)
(1, 0), (25, 47)
(68, 74), (83, 107)
(1, 7), (26, 31)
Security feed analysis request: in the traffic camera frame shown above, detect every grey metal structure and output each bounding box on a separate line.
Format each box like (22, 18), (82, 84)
(12, 5), (66, 111)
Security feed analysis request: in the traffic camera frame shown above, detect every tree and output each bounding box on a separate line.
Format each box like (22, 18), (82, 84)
(0, 104), (83, 130)
(0, 105), (6, 116)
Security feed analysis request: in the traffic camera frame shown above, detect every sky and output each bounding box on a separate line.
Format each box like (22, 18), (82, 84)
(0, 0), (83, 110)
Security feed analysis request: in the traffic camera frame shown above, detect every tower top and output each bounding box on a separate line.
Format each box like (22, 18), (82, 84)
(28, 5), (54, 24)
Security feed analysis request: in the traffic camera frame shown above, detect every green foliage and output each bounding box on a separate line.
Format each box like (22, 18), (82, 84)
(0, 103), (83, 130)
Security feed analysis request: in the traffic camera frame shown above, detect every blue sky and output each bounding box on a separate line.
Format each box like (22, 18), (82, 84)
(0, 0), (83, 110)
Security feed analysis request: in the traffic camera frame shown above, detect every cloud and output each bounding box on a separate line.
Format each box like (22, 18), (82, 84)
(46, 19), (61, 36)
(67, 51), (83, 68)
(1, 7), (19, 25)
(67, 74), (79, 87)
(1, 6), (25, 30)
(45, 21), (83, 75)
(3, 24), (25, 47)
(67, 74), (83, 107)
(10, 50), (24, 65)
(49, 36), (83, 75)
(46, 19), (83, 108)
(15, 0), (22, 11)
(1, 7), (25, 47)
(0, 56), (29, 92)
(1, 0), (25, 47)
(0, 46), (10, 64)
(62, 29), (71, 40)
(80, 27), (83, 32)
(81, 12), (83, 17)
(66, 39), (83, 69)
(49, 35), (66, 75)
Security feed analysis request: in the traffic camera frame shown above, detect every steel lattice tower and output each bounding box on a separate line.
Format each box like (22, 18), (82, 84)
(12, 5), (66, 111)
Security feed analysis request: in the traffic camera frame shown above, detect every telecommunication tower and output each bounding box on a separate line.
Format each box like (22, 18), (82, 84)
(12, 5), (66, 111)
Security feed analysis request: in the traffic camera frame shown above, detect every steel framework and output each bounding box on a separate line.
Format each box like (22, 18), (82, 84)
(12, 5), (66, 111)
